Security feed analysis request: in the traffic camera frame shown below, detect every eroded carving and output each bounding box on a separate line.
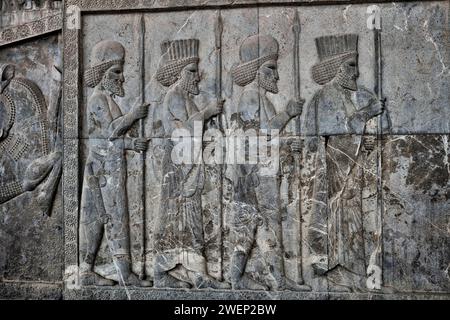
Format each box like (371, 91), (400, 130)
(79, 40), (152, 287)
(0, 63), (62, 215)
(305, 34), (389, 292)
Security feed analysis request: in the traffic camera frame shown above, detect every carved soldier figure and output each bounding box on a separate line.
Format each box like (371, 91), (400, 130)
(305, 34), (387, 292)
(154, 39), (230, 289)
(229, 34), (308, 291)
(79, 40), (151, 287)
(0, 63), (61, 213)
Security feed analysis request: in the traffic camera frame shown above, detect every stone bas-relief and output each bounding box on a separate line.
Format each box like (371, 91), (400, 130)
(0, 31), (63, 291)
(227, 34), (309, 291)
(0, 63), (62, 210)
(79, 40), (151, 287)
(305, 34), (386, 292)
(153, 38), (230, 290)
(1, 0), (449, 299)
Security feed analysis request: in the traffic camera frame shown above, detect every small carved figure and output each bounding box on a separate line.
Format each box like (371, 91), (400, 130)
(79, 40), (151, 287)
(305, 34), (388, 292)
(154, 39), (230, 290)
(229, 35), (309, 291)
(0, 63), (61, 214)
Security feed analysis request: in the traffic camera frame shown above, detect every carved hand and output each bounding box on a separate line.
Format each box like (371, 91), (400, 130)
(131, 103), (150, 121)
(363, 136), (376, 151)
(289, 137), (302, 154)
(208, 99), (224, 118)
(286, 99), (304, 118)
(133, 138), (149, 152)
(366, 99), (385, 119)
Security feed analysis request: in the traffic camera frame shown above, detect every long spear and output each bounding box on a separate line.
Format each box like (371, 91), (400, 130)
(370, 7), (385, 289)
(292, 10), (305, 285)
(139, 14), (147, 280)
(214, 10), (224, 280)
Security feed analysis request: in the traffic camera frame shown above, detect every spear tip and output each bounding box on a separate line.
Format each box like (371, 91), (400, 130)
(215, 10), (223, 34)
(292, 10), (301, 33)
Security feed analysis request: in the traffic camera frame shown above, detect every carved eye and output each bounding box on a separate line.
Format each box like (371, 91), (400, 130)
(113, 70), (122, 74)
(348, 62), (356, 67)
(267, 65), (276, 70)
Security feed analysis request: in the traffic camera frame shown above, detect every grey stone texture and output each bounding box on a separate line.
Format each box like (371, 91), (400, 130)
(0, 0), (449, 299)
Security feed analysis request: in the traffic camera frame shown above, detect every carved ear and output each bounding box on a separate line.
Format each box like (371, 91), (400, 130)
(1, 64), (15, 82)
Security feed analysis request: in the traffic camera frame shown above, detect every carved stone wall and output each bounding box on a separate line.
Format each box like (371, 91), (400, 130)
(0, 0), (449, 300)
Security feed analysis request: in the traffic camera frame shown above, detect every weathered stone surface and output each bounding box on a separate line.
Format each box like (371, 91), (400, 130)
(0, 33), (63, 283)
(1, 0), (449, 300)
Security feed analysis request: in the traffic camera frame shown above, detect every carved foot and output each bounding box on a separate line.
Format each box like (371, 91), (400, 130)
(275, 277), (312, 292)
(194, 274), (231, 290)
(120, 272), (152, 287)
(154, 273), (191, 289)
(80, 271), (116, 286)
(328, 283), (353, 293)
(232, 273), (269, 291)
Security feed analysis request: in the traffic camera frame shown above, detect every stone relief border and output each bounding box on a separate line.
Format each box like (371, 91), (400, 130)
(65, 0), (438, 12)
(61, 0), (439, 291)
(0, 13), (62, 47)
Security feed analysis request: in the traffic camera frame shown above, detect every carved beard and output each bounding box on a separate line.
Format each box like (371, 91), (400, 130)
(335, 70), (358, 91)
(259, 73), (279, 94)
(102, 78), (125, 97)
(180, 71), (199, 95)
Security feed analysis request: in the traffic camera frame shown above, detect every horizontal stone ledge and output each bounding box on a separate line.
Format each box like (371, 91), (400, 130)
(67, 0), (443, 12)
(0, 281), (63, 300)
(63, 287), (450, 300)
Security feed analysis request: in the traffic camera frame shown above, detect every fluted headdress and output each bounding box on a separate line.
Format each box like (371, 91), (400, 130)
(156, 39), (200, 87)
(232, 35), (279, 87)
(311, 34), (358, 85)
(85, 40), (125, 88)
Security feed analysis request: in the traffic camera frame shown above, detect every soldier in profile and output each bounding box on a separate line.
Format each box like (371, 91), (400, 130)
(305, 34), (388, 292)
(153, 39), (230, 290)
(228, 34), (309, 291)
(79, 40), (151, 287)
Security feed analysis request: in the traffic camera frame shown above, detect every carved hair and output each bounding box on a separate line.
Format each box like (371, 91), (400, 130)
(232, 35), (279, 87)
(85, 40), (125, 88)
(156, 57), (199, 87)
(156, 39), (199, 87)
(311, 34), (358, 85)
(311, 52), (356, 85)
(85, 59), (123, 88)
(232, 54), (278, 87)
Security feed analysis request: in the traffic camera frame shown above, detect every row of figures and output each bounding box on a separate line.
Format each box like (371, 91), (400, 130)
(78, 31), (390, 293)
(1, 0), (61, 12)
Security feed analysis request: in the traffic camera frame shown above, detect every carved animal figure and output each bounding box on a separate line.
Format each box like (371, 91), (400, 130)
(0, 63), (61, 215)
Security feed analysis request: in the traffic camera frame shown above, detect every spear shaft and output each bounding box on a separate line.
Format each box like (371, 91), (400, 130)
(139, 14), (147, 280)
(214, 10), (224, 280)
(374, 17), (384, 288)
(292, 10), (305, 285)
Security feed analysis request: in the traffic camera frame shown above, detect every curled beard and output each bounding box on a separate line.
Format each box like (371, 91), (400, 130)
(180, 73), (199, 95)
(259, 73), (279, 94)
(335, 71), (357, 91)
(102, 78), (125, 97)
